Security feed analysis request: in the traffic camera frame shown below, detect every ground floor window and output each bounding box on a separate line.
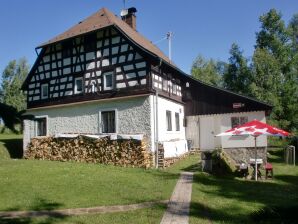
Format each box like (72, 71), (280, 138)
(35, 117), (47, 136)
(166, 110), (172, 131)
(231, 116), (248, 128)
(175, 112), (180, 131)
(101, 110), (116, 133)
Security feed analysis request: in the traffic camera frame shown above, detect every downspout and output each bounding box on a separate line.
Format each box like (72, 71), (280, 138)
(154, 59), (162, 168)
(155, 90), (159, 168)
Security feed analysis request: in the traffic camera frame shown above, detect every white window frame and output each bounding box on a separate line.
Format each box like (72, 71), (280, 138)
(175, 112), (180, 131)
(41, 83), (49, 99)
(103, 71), (114, 91)
(34, 115), (48, 137)
(74, 77), (84, 94)
(166, 110), (172, 132)
(231, 116), (248, 128)
(98, 109), (118, 134)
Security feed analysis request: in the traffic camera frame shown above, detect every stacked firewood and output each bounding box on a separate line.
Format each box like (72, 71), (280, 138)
(24, 136), (152, 168)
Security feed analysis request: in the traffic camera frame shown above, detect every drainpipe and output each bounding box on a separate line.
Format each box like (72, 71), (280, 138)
(155, 89), (159, 168)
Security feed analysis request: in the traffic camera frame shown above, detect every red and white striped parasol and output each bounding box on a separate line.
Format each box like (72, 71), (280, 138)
(216, 119), (290, 180)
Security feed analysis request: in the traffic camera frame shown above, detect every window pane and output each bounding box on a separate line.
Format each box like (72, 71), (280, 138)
(36, 118), (47, 136)
(102, 111), (115, 133)
(105, 74), (113, 88)
(231, 117), (240, 128)
(175, 113), (180, 131)
(42, 84), (48, 98)
(166, 111), (172, 131)
(75, 78), (83, 92)
(240, 117), (248, 125)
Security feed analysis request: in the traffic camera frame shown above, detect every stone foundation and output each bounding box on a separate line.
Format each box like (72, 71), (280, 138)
(223, 147), (267, 164)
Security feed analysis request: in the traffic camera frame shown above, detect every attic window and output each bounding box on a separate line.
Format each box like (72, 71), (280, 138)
(62, 40), (72, 58)
(84, 33), (96, 52)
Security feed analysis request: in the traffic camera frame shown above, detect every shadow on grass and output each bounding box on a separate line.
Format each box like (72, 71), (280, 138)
(0, 198), (67, 224)
(191, 172), (298, 223)
(1, 138), (23, 158)
(268, 149), (285, 164)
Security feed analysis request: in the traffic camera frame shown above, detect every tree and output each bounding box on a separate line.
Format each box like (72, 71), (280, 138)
(223, 43), (252, 95)
(0, 58), (29, 112)
(252, 9), (298, 132)
(191, 55), (224, 86)
(288, 13), (298, 52)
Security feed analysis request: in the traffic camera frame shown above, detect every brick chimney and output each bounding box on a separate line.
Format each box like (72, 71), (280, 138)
(121, 7), (137, 30)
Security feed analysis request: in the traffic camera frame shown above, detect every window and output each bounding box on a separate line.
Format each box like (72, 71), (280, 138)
(75, 77), (83, 94)
(103, 71), (114, 91)
(175, 112), (180, 131)
(35, 117), (47, 136)
(166, 110), (172, 131)
(84, 33), (96, 52)
(41, 84), (48, 99)
(62, 40), (72, 57)
(231, 116), (248, 128)
(101, 111), (116, 133)
(162, 78), (168, 91)
(172, 83), (177, 95)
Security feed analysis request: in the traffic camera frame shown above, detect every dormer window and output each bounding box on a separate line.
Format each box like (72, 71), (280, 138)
(75, 77), (83, 94)
(103, 71), (114, 91)
(41, 83), (49, 99)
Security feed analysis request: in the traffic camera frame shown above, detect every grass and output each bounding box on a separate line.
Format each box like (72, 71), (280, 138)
(190, 148), (298, 224)
(2, 134), (297, 223)
(0, 133), (198, 223)
(0, 134), (23, 159)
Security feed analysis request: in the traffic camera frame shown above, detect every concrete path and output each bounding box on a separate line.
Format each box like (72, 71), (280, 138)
(160, 172), (194, 224)
(0, 200), (168, 219)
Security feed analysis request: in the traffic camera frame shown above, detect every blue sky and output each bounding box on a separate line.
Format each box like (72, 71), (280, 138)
(0, 0), (297, 76)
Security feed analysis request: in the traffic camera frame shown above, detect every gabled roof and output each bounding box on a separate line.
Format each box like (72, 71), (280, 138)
(38, 8), (171, 64)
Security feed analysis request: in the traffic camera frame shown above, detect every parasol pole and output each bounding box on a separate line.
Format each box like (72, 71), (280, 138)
(254, 136), (257, 181)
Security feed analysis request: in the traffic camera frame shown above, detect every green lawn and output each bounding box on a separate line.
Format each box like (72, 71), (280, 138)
(2, 134), (297, 223)
(0, 134), (23, 159)
(0, 134), (198, 223)
(190, 148), (298, 224)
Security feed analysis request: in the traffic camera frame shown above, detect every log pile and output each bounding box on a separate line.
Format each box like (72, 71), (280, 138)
(24, 136), (153, 168)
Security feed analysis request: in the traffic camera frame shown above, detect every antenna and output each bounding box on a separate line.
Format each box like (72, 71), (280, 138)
(166, 31), (173, 61)
(153, 31), (173, 62)
(123, 0), (126, 9)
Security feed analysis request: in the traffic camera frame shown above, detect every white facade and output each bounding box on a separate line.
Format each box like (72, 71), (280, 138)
(150, 95), (188, 158)
(23, 94), (188, 158)
(186, 111), (267, 150)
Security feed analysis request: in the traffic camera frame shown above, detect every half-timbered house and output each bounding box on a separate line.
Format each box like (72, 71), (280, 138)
(22, 7), (271, 160)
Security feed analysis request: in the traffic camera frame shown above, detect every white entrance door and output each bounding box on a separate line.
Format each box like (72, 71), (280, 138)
(200, 117), (215, 150)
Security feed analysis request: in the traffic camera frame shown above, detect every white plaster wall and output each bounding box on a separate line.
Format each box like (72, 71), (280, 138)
(150, 95), (187, 158)
(219, 111), (267, 148)
(23, 96), (152, 151)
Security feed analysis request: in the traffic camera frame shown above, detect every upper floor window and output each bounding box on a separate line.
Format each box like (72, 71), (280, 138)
(62, 40), (72, 58)
(175, 112), (180, 131)
(75, 77), (83, 94)
(166, 110), (172, 131)
(162, 78), (168, 91)
(41, 83), (49, 99)
(172, 83), (177, 95)
(84, 33), (96, 52)
(231, 116), (248, 128)
(103, 71), (114, 91)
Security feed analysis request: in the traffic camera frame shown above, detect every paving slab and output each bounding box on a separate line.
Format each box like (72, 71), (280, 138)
(160, 172), (194, 224)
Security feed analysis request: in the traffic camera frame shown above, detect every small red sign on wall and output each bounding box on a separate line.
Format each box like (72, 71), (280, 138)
(233, 103), (245, 109)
